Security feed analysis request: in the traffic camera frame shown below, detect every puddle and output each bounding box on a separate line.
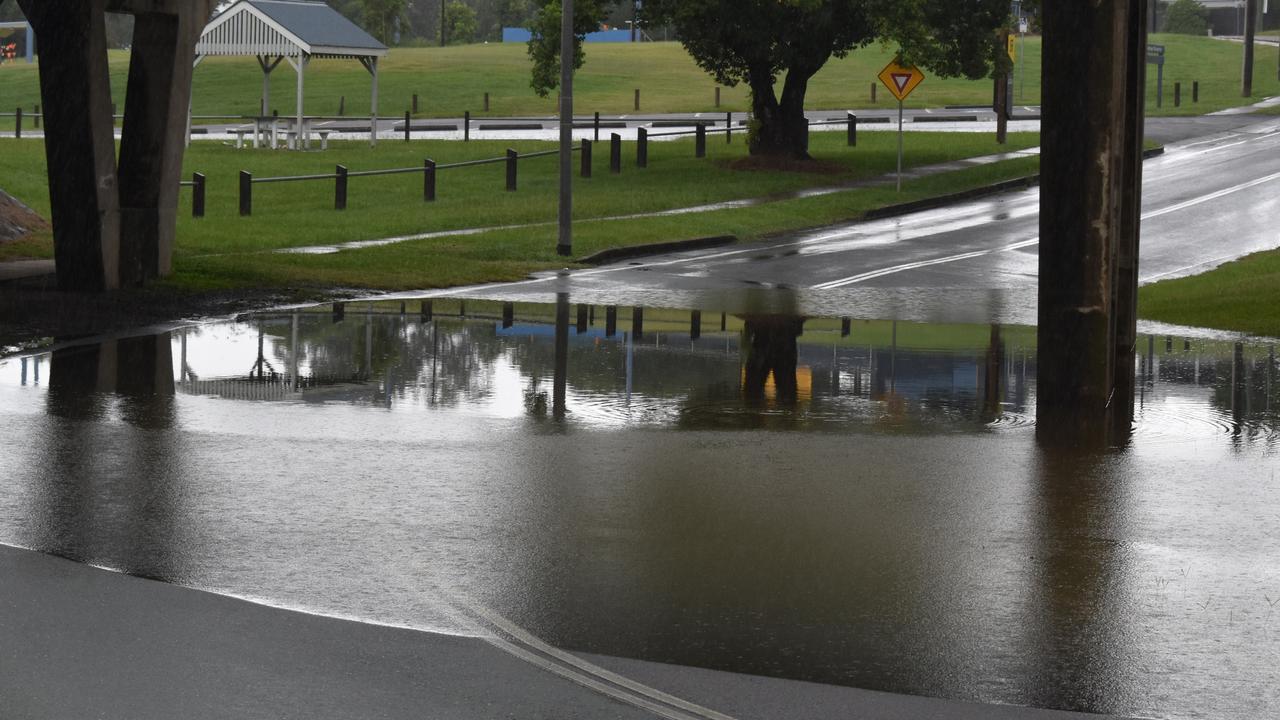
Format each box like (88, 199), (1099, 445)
(1, 297), (1277, 719)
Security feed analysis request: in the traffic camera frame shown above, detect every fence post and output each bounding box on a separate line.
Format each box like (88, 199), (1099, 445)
(484, 92), (490, 112)
(581, 139), (593, 178)
(715, 86), (721, 108)
(1193, 81), (1199, 103)
(634, 88), (640, 111)
(726, 111), (733, 143)
(404, 111), (411, 142)
(424, 159), (437, 201)
(33, 104), (39, 129)
(847, 113), (857, 147)
(239, 171), (253, 217)
(192, 173), (206, 218)
(871, 83), (877, 103)
(506, 149), (518, 191)
(637, 128), (648, 168)
(1174, 82), (1181, 108)
(594, 111), (600, 142)
(412, 94), (419, 114)
(339, 95), (346, 116)
(14, 108), (21, 138)
(335, 165), (348, 210)
(696, 124), (706, 158)
(464, 111), (471, 142)
(610, 133), (622, 174)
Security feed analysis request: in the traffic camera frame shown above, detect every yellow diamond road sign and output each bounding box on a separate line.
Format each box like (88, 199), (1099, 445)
(878, 60), (925, 102)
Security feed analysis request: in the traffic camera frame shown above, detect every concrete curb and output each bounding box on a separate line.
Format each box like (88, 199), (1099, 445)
(577, 235), (738, 266)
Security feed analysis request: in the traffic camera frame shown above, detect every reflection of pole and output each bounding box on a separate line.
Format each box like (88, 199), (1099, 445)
(180, 329), (188, 384)
(890, 321), (898, 394)
(625, 330), (634, 405)
(554, 292), (570, 420)
(365, 313), (373, 379)
(1243, 0), (1258, 98)
(896, 98), (904, 191)
(255, 324), (265, 380)
(20, 357), (28, 386)
(290, 313), (299, 392)
(1233, 342), (1247, 426)
(430, 320), (438, 405)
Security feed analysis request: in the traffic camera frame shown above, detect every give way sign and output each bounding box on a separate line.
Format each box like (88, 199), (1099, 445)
(878, 59), (926, 102)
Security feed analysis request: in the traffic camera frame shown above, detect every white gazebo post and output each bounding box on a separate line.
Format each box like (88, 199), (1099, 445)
(363, 56), (379, 148)
(287, 53), (308, 149)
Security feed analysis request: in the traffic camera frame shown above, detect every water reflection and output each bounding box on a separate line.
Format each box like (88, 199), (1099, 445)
(1, 301), (1279, 720)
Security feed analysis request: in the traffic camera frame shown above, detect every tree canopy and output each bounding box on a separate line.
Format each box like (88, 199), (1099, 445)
(641, 0), (1009, 157)
(525, 0), (620, 97)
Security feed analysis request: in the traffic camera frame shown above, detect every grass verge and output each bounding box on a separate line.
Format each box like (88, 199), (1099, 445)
(1139, 249), (1280, 337)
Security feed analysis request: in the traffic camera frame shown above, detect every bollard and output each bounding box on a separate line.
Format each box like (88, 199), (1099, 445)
(1193, 81), (1199, 103)
(610, 133), (622, 174)
(581, 139), (593, 178)
(727, 111), (733, 143)
(594, 111), (601, 142)
(412, 94), (419, 114)
(464, 110), (470, 142)
(632, 307), (645, 339)
(404, 110), (411, 142)
(506, 149), (518, 191)
(841, 318), (852, 337)
(14, 107), (21, 138)
(421, 300), (433, 322)
(239, 170), (253, 216)
(715, 86), (721, 108)
(424, 159), (437, 201)
(503, 303), (515, 329)
(33, 104), (39, 129)
(339, 95), (346, 116)
(484, 92), (490, 112)
(871, 83), (877, 103)
(634, 88), (641, 111)
(848, 113), (857, 147)
(696, 124), (707, 158)
(576, 304), (588, 334)
(333, 302), (345, 323)
(335, 165), (348, 210)
(637, 128), (648, 168)
(605, 306), (618, 337)
(192, 173), (206, 219)
(1174, 82), (1181, 108)
(690, 311), (701, 341)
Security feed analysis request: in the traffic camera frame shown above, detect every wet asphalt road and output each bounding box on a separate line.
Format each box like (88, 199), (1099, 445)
(434, 115), (1280, 328)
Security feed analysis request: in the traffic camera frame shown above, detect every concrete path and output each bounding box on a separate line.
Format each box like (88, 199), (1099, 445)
(0, 544), (1131, 720)
(0, 259), (53, 284)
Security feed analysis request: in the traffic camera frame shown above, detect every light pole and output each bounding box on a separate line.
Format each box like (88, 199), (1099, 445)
(558, 0), (573, 256)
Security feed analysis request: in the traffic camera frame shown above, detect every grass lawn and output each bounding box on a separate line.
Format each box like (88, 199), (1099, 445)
(0, 35), (1275, 120)
(0, 129), (1039, 262)
(1139, 249), (1280, 338)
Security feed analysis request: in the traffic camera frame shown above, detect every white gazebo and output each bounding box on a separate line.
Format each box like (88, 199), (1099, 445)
(195, 0), (388, 147)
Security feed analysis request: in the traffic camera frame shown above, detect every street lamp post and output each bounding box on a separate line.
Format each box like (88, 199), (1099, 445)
(558, 0), (573, 256)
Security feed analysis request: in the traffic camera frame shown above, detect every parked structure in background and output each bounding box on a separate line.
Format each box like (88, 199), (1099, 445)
(1189, 0), (1279, 35)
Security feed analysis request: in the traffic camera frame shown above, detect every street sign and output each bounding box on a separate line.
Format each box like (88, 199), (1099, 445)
(1146, 44), (1165, 66)
(1007, 34), (1017, 61)
(878, 60), (926, 103)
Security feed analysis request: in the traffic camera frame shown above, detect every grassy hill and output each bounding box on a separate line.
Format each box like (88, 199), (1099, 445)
(0, 35), (1274, 119)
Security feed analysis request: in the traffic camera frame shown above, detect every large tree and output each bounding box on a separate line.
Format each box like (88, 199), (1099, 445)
(642, 0), (1009, 158)
(525, 0), (619, 97)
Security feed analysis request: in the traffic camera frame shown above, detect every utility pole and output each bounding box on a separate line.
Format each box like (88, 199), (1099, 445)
(631, 0), (638, 42)
(558, 0), (573, 256)
(995, 27), (1010, 145)
(1243, 0), (1258, 97)
(440, 0), (447, 47)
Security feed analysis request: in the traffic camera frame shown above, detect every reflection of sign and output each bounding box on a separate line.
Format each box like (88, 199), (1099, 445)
(1147, 43), (1165, 66)
(1007, 34), (1017, 61)
(877, 60), (925, 102)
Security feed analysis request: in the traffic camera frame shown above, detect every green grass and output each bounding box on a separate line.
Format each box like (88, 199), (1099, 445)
(0, 35), (1274, 120)
(1139, 249), (1280, 337)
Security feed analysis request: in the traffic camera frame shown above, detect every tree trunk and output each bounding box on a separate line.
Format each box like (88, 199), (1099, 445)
(748, 70), (813, 159)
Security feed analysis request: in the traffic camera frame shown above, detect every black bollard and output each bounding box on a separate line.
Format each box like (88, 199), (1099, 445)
(576, 304), (589, 334)
(715, 86), (721, 108)
(633, 307), (645, 339)
(610, 133), (622, 174)
(841, 318), (852, 337)
(412, 94), (419, 114)
(192, 173), (206, 219)
(239, 171), (253, 217)
(464, 111), (470, 142)
(690, 311), (702, 341)
(506, 149), (518, 191)
(847, 113), (857, 147)
(594, 111), (601, 142)
(404, 111), (411, 142)
(637, 128), (648, 168)
(502, 303), (515, 329)
(726, 111), (733, 143)
(581, 139), (593, 178)
(1193, 81), (1199, 103)
(484, 92), (490, 112)
(424, 159), (437, 202)
(871, 83), (877, 103)
(338, 95), (346, 116)
(421, 300), (433, 322)
(605, 306), (618, 338)
(634, 88), (640, 111)
(335, 165), (348, 210)
(696, 124), (706, 158)
(14, 107), (20, 138)
(1174, 82), (1181, 108)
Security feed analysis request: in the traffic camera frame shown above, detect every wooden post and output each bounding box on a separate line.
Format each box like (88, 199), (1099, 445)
(14, 107), (21, 138)
(715, 86), (721, 108)
(192, 172), (205, 218)
(1243, 0), (1258, 97)
(995, 28), (1010, 145)
(484, 92), (490, 112)
(412, 93), (419, 113)
(239, 170), (252, 216)
(424, 159), (436, 201)
(594, 111), (600, 141)
(581, 139), (592, 178)
(696, 124), (706, 158)
(637, 128), (648, 168)
(847, 113), (857, 147)
(726, 111), (732, 143)
(335, 165), (348, 210)
(403, 110), (411, 142)
(871, 83), (877, 103)
(1193, 81), (1199, 102)
(610, 133), (622, 174)
(464, 110), (470, 141)
(1174, 82), (1181, 107)
(1037, 0), (1149, 447)
(634, 88), (640, 111)
(506, 149), (518, 191)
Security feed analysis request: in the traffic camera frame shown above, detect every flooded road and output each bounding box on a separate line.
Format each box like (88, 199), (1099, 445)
(1, 296), (1278, 720)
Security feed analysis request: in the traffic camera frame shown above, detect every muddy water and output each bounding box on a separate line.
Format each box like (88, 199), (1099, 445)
(1, 299), (1277, 719)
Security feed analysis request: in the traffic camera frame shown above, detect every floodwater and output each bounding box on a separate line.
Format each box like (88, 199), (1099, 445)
(1, 296), (1278, 720)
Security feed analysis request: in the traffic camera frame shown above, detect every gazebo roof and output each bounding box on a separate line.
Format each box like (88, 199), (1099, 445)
(198, 0), (388, 59)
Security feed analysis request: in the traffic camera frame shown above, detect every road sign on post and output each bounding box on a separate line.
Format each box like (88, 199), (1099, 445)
(878, 59), (926, 192)
(1147, 44), (1166, 107)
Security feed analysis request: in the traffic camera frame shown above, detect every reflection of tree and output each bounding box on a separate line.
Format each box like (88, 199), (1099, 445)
(742, 315), (805, 407)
